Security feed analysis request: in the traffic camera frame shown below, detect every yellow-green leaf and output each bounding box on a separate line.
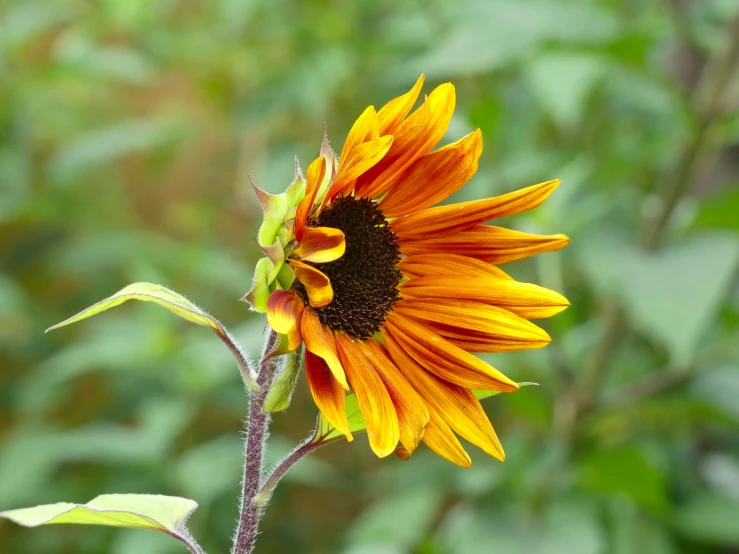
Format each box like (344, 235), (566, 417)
(0, 494), (199, 546)
(47, 282), (258, 389)
(312, 392), (366, 444)
(474, 381), (539, 401)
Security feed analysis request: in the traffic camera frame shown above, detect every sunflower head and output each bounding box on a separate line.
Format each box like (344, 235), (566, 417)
(246, 75), (571, 467)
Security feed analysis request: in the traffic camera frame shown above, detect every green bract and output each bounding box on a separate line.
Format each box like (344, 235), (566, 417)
(245, 165), (305, 312)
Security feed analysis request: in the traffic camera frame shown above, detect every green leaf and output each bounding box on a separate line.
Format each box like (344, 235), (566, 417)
(674, 493), (739, 546)
(0, 494), (199, 547)
(264, 349), (302, 412)
(48, 282), (226, 338)
(312, 392), (366, 444)
(47, 282), (258, 389)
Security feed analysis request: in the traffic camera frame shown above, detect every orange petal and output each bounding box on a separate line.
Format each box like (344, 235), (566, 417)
(377, 75), (425, 135)
(289, 259), (333, 308)
(295, 156), (327, 241)
(394, 298), (551, 352)
(300, 309), (349, 390)
(329, 135), (394, 200)
(355, 83), (456, 199)
(360, 339), (430, 457)
(305, 349), (352, 441)
(383, 333), (504, 460)
(399, 253), (513, 280)
(399, 275), (570, 319)
(391, 179), (561, 239)
(266, 290), (304, 350)
(293, 226), (346, 263)
(379, 129), (483, 217)
(336, 334), (399, 458)
(382, 313), (518, 392)
(398, 226), (570, 264)
(421, 410), (472, 468)
(339, 105), (380, 162)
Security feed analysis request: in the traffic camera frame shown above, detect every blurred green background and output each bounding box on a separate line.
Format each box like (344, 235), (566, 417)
(2, 0), (739, 552)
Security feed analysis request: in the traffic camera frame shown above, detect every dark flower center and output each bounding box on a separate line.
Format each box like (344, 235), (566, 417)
(294, 196), (402, 338)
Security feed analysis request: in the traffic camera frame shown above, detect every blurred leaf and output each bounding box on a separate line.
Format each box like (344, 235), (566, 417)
(694, 185), (739, 230)
(581, 233), (739, 363)
(700, 453), (739, 500)
(691, 365), (739, 422)
(524, 52), (606, 128)
(176, 436), (243, 505)
(343, 488), (443, 551)
(674, 493), (739, 546)
(49, 118), (186, 183)
(264, 349), (302, 412)
(611, 499), (676, 554)
(579, 446), (668, 511)
(312, 392), (366, 444)
(0, 494), (199, 547)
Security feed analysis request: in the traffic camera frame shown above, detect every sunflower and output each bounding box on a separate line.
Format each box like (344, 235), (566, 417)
(247, 75), (569, 467)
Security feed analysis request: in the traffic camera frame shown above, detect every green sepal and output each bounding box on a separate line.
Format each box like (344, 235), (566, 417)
(244, 257), (275, 312)
(275, 261), (296, 290)
(311, 392), (366, 444)
(264, 347), (303, 412)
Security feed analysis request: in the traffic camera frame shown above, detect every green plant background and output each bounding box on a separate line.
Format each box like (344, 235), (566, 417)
(2, 0), (739, 552)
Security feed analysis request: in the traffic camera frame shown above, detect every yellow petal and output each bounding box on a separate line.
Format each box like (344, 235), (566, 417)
(382, 313), (518, 392)
(265, 290), (304, 350)
(400, 275), (570, 319)
(336, 334), (400, 458)
(391, 179), (561, 239)
(294, 226), (346, 263)
(295, 156), (327, 241)
(355, 83), (456, 199)
(421, 411), (472, 468)
(377, 75), (425, 135)
(398, 226), (570, 264)
(361, 339), (430, 457)
(399, 253), (513, 280)
(300, 309), (349, 390)
(288, 259), (333, 308)
(339, 105), (380, 162)
(329, 135), (394, 199)
(380, 129), (482, 217)
(305, 349), (352, 441)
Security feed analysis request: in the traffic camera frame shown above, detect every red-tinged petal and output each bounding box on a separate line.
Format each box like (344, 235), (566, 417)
(289, 259), (333, 308)
(399, 253), (513, 281)
(339, 105), (380, 162)
(300, 309), (349, 390)
(355, 83), (456, 199)
(266, 290), (304, 350)
(329, 135), (394, 199)
(360, 339), (430, 456)
(295, 156), (327, 241)
(399, 275), (570, 319)
(382, 332), (505, 460)
(305, 349), (352, 441)
(422, 410), (472, 468)
(380, 129), (483, 217)
(398, 226), (570, 264)
(391, 179), (561, 239)
(377, 75), (425, 135)
(293, 226), (346, 263)
(336, 334), (400, 458)
(382, 313), (519, 392)
(394, 298), (551, 352)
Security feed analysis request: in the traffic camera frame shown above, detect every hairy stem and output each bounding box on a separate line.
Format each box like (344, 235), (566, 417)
(232, 329), (279, 554)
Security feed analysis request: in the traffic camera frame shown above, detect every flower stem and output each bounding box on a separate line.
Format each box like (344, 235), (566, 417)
(232, 329), (279, 554)
(254, 437), (325, 507)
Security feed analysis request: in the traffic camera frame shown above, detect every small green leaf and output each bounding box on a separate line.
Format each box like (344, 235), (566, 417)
(264, 349), (303, 412)
(313, 392), (366, 444)
(0, 494), (199, 547)
(47, 282), (258, 389)
(47, 282), (225, 337)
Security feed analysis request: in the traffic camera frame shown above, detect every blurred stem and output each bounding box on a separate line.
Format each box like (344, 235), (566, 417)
(572, 15), (739, 422)
(232, 329), (279, 554)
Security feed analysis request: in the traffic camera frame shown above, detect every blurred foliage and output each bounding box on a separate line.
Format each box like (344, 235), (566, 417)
(2, 0), (739, 553)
